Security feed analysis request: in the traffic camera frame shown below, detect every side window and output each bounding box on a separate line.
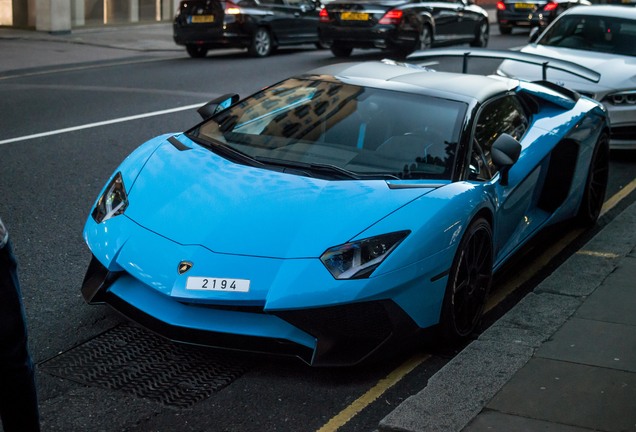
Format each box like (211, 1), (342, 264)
(471, 95), (528, 181)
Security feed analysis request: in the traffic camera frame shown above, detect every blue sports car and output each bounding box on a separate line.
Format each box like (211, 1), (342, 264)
(82, 60), (609, 366)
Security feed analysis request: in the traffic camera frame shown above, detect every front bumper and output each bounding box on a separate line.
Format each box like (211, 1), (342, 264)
(82, 256), (418, 366)
(605, 103), (636, 149)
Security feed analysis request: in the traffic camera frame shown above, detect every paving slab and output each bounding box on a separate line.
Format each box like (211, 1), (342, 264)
(463, 409), (596, 432)
(575, 256), (636, 326)
(485, 357), (636, 432)
(537, 318), (636, 373)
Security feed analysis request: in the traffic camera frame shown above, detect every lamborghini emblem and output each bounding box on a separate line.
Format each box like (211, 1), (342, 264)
(178, 261), (193, 275)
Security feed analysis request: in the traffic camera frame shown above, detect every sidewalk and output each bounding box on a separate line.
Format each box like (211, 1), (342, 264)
(379, 201), (636, 432)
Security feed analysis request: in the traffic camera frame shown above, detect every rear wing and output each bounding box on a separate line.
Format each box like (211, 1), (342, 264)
(406, 48), (601, 84)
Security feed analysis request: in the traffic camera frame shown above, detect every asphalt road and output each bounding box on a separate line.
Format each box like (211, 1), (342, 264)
(1, 29), (635, 432)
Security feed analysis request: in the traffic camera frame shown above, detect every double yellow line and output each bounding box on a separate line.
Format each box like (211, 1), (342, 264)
(317, 177), (636, 432)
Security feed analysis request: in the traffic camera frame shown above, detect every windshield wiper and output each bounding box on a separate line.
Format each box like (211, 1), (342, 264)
(254, 157), (399, 180)
(186, 133), (263, 168)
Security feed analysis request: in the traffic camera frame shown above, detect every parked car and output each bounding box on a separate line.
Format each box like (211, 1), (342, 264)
(497, 6), (636, 148)
(173, 0), (324, 58)
(317, 0), (489, 57)
(496, 0), (590, 35)
(82, 59), (608, 366)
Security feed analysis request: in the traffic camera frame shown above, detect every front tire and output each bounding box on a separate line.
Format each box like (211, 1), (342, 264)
(186, 44), (208, 58)
(470, 20), (489, 47)
(330, 44), (353, 57)
(577, 132), (609, 225)
(418, 24), (432, 51)
(248, 28), (273, 57)
(439, 217), (493, 341)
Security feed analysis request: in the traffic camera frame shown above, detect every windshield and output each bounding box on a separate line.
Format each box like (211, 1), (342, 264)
(538, 14), (636, 56)
(190, 77), (466, 180)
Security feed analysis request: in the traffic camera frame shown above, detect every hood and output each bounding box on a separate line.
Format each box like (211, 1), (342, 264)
(124, 139), (433, 259)
(501, 44), (636, 98)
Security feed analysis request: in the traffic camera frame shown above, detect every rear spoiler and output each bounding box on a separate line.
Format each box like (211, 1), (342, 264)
(407, 48), (601, 84)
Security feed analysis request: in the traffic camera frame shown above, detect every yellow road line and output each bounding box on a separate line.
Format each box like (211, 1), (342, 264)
(486, 176), (636, 313)
(316, 353), (430, 432)
(600, 177), (636, 216)
(317, 177), (636, 432)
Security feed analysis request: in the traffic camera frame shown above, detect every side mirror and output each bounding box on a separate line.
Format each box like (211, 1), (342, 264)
(197, 93), (240, 119)
(492, 133), (521, 186)
(529, 26), (541, 43)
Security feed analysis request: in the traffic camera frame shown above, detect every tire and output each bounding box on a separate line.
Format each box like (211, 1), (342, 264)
(418, 24), (432, 51)
(330, 44), (353, 57)
(499, 24), (512, 35)
(248, 28), (273, 57)
(439, 217), (493, 341)
(470, 20), (489, 47)
(577, 132), (609, 226)
(186, 44), (208, 58)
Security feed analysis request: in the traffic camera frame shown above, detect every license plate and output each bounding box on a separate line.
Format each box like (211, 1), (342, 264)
(340, 11), (369, 21)
(186, 276), (250, 292)
(514, 2), (535, 8)
(190, 15), (214, 23)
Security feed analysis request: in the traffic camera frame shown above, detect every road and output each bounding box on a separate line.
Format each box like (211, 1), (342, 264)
(0, 29), (635, 432)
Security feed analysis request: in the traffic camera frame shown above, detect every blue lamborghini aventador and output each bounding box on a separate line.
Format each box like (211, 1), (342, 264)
(82, 60), (609, 366)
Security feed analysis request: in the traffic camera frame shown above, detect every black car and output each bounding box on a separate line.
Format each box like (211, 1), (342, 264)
(174, 0), (324, 57)
(496, 0), (590, 34)
(317, 0), (489, 58)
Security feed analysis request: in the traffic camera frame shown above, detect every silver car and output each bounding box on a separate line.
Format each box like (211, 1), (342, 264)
(497, 5), (636, 149)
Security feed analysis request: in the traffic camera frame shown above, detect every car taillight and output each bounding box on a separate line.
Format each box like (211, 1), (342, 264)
(543, 2), (558, 11)
(496, 1), (506, 10)
(225, 1), (241, 14)
(319, 8), (330, 22)
(379, 9), (403, 25)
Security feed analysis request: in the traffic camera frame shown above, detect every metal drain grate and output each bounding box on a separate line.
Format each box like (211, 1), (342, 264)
(41, 323), (249, 407)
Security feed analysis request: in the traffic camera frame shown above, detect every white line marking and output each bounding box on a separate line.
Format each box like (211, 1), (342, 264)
(0, 103), (206, 146)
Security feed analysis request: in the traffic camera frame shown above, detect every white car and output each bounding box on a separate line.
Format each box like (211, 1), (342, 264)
(497, 5), (636, 149)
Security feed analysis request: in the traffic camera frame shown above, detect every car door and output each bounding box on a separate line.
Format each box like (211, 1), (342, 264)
(259, 0), (296, 43)
(468, 94), (547, 266)
(284, 0), (320, 43)
(418, 0), (461, 44)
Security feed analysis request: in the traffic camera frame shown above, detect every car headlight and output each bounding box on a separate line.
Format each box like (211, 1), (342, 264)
(604, 90), (636, 105)
(320, 231), (409, 280)
(91, 172), (128, 224)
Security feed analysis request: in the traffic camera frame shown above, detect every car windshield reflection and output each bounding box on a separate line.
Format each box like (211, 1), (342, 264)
(539, 14), (636, 56)
(191, 77), (466, 180)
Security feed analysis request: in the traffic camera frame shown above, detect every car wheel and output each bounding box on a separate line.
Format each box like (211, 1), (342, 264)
(577, 132), (609, 225)
(470, 20), (489, 47)
(440, 217), (492, 341)
(499, 24), (512, 35)
(186, 45), (208, 58)
(330, 44), (353, 57)
(248, 28), (273, 57)
(418, 24), (432, 50)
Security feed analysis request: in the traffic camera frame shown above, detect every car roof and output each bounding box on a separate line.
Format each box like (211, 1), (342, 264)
(561, 4), (636, 18)
(305, 61), (519, 104)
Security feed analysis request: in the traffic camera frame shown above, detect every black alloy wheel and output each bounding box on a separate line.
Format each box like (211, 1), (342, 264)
(249, 28), (273, 57)
(499, 24), (512, 35)
(186, 44), (209, 58)
(470, 20), (489, 47)
(419, 24), (432, 50)
(440, 217), (493, 341)
(330, 44), (353, 57)
(577, 132), (610, 225)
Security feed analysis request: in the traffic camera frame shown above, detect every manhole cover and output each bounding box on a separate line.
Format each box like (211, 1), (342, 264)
(40, 323), (249, 407)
